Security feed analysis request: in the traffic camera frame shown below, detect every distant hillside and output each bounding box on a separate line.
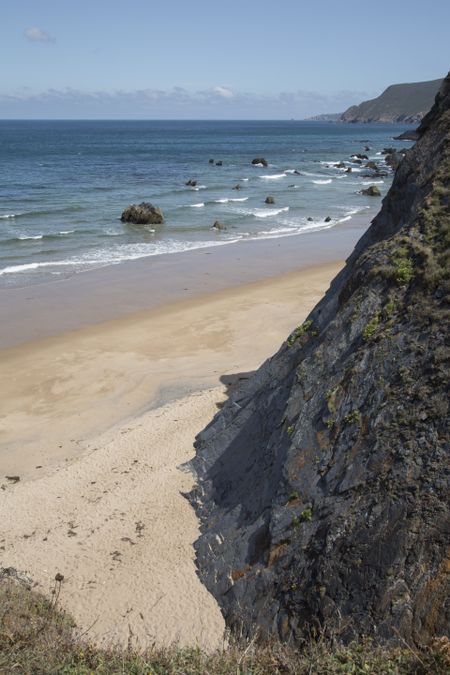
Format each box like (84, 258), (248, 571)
(341, 78), (443, 123)
(305, 113), (342, 122)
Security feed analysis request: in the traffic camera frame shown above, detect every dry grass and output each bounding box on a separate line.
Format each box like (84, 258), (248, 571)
(1, 576), (449, 674)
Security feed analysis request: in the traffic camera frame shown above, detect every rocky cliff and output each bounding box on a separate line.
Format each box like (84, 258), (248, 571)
(341, 78), (443, 124)
(189, 73), (450, 646)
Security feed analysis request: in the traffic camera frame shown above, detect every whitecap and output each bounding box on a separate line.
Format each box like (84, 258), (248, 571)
(302, 171), (326, 178)
(312, 179), (332, 185)
(362, 180), (384, 185)
(59, 230), (75, 235)
(190, 202), (205, 207)
(252, 206), (289, 218)
(18, 234), (43, 240)
(0, 214), (18, 219)
(213, 197), (248, 203)
(259, 173), (286, 180)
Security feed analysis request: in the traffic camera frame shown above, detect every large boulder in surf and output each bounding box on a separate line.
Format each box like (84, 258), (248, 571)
(265, 196), (275, 204)
(252, 158), (268, 167)
(212, 220), (227, 231)
(361, 185), (381, 196)
(121, 202), (164, 225)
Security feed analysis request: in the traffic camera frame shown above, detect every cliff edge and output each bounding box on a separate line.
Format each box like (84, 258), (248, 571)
(341, 78), (443, 124)
(189, 73), (450, 646)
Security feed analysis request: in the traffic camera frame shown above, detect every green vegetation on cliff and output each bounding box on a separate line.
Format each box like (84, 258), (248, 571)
(1, 575), (449, 674)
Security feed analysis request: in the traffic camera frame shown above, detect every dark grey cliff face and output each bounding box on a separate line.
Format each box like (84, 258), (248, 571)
(188, 73), (450, 646)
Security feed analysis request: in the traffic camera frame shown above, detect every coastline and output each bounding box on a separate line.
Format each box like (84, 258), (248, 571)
(0, 214), (369, 349)
(0, 216), (369, 649)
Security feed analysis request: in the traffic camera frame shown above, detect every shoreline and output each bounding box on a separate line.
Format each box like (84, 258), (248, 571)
(0, 214), (369, 349)
(0, 256), (345, 649)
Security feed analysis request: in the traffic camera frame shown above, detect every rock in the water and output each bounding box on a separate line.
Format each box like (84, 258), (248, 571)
(186, 179), (197, 187)
(120, 202), (164, 225)
(352, 153), (369, 160)
(324, 216), (332, 222)
(361, 185), (381, 196)
(365, 161), (378, 170)
(384, 152), (404, 170)
(394, 130), (420, 141)
(252, 158), (268, 167)
(265, 196), (275, 204)
(345, 167), (352, 173)
(335, 162), (346, 169)
(233, 184), (241, 190)
(209, 158), (215, 164)
(216, 161), (223, 166)
(307, 217), (313, 221)
(212, 220), (226, 230)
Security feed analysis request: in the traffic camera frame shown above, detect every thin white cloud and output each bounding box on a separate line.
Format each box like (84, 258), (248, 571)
(213, 86), (234, 99)
(24, 27), (55, 43)
(0, 86), (369, 119)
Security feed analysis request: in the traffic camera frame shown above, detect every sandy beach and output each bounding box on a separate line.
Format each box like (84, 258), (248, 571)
(0, 258), (343, 649)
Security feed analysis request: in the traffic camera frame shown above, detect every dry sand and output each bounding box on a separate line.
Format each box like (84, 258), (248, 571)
(0, 261), (342, 649)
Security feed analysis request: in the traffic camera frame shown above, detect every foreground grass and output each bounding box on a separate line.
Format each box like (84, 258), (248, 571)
(1, 577), (449, 674)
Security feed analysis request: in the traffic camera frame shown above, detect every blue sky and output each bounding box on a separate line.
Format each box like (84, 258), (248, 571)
(1, 0), (449, 118)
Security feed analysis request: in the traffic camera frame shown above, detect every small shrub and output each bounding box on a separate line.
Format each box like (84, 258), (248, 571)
(343, 409), (361, 425)
(287, 425), (295, 437)
(363, 313), (380, 341)
(287, 320), (317, 347)
(299, 507), (313, 522)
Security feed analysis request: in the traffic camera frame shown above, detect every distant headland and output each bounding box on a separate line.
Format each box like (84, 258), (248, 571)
(306, 77), (443, 124)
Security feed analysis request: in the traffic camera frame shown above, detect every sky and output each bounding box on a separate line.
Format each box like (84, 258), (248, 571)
(1, 0), (449, 119)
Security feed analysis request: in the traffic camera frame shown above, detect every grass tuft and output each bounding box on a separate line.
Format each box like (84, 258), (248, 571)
(1, 577), (449, 673)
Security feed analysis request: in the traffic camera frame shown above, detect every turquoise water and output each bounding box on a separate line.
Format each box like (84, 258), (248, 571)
(0, 120), (414, 287)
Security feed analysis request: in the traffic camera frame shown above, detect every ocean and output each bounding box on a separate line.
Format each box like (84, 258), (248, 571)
(0, 120), (413, 288)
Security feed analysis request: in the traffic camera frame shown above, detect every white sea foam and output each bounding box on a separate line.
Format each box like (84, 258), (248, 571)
(190, 202), (205, 207)
(214, 197), (248, 203)
(362, 180), (384, 185)
(252, 206), (289, 218)
(312, 179), (332, 185)
(0, 239), (242, 276)
(59, 230), (75, 235)
(259, 173), (286, 180)
(18, 234), (43, 240)
(302, 171), (326, 178)
(0, 214), (18, 219)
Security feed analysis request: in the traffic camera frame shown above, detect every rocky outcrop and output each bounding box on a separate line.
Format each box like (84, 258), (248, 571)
(189, 73), (450, 646)
(121, 202), (164, 225)
(360, 185), (381, 196)
(252, 158), (268, 167)
(341, 78), (443, 124)
(265, 196), (275, 204)
(212, 220), (226, 231)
